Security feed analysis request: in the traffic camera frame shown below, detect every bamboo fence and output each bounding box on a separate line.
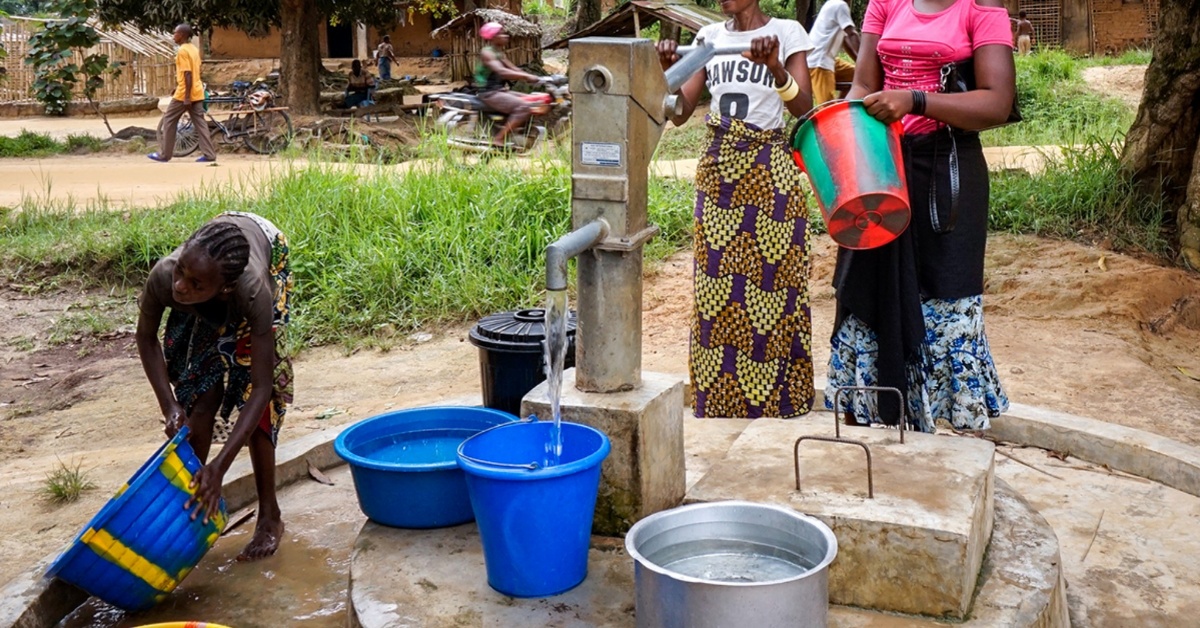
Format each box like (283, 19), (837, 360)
(1, 16), (175, 103)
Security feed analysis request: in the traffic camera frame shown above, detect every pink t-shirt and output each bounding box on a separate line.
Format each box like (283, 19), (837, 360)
(862, 0), (1012, 134)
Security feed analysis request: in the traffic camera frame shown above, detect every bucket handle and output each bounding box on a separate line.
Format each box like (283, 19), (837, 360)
(457, 415), (543, 471)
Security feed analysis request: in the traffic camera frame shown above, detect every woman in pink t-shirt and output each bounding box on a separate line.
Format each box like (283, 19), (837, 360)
(824, 0), (1015, 433)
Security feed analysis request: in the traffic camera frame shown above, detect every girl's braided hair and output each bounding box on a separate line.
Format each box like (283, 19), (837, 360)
(184, 220), (250, 284)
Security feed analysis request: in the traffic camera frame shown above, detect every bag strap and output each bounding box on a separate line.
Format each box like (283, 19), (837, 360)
(928, 129), (960, 234)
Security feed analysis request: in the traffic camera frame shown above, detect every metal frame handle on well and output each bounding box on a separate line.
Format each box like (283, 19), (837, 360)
(791, 386), (907, 500)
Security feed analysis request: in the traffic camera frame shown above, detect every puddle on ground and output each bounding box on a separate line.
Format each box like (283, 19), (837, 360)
(57, 465), (364, 628)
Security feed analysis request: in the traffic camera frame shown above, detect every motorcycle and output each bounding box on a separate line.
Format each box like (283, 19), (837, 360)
(430, 75), (571, 154)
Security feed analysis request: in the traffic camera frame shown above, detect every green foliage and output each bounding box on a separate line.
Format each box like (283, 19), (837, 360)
(989, 140), (1170, 256)
(41, 458), (97, 504)
(983, 50), (1135, 147)
(0, 129), (68, 156)
(25, 0), (121, 116)
(96, 0), (454, 37)
(0, 159), (695, 348)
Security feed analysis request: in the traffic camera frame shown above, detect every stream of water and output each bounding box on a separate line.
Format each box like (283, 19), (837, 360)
(543, 289), (570, 466)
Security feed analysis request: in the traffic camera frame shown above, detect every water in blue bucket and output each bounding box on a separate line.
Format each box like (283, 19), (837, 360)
(457, 420), (610, 598)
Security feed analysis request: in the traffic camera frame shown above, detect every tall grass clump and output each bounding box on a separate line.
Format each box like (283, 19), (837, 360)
(989, 139), (1171, 256)
(985, 50), (1135, 147)
(0, 158), (695, 347)
(42, 459), (96, 504)
(0, 130), (68, 158)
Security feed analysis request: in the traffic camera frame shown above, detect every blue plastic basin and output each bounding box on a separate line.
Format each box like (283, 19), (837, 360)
(334, 406), (517, 528)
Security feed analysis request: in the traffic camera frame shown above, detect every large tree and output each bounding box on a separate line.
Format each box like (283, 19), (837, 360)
(1120, 0), (1200, 269)
(95, 0), (453, 115)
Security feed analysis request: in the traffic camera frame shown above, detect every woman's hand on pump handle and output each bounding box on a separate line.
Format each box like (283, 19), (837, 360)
(657, 36), (784, 72)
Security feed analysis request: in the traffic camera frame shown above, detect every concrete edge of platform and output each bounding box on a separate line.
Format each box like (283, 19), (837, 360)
(0, 393), (481, 628)
(991, 402), (1200, 500)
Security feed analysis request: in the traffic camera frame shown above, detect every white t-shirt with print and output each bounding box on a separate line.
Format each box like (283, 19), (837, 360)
(697, 18), (812, 131)
(806, 0), (855, 71)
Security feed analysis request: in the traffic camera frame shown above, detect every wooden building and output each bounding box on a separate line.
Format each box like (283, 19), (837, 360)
(1005, 0), (1157, 55)
(205, 0), (523, 61)
(430, 9), (542, 82)
(0, 16), (175, 103)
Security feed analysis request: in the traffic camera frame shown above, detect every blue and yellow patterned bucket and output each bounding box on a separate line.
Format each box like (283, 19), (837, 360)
(46, 427), (228, 612)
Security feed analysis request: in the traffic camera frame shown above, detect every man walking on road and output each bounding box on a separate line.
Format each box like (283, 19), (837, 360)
(807, 0), (860, 105)
(150, 24), (217, 163)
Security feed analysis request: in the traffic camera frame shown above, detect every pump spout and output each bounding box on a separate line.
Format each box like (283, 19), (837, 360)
(546, 219), (610, 291)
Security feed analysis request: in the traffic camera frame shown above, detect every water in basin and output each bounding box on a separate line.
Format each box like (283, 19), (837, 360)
(650, 538), (813, 583)
(356, 428), (477, 465)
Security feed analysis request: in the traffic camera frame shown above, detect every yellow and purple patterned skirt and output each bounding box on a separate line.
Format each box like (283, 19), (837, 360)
(164, 212), (294, 446)
(690, 114), (814, 418)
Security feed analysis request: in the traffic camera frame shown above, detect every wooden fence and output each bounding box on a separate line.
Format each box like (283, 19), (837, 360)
(1, 17), (175, 103)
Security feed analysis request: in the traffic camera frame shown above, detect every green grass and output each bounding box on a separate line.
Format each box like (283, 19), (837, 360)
(989, 139), (1171, 256)
(1079, 47), (1153, 67)
(0, 130), (106, 158)
(984, 50), (1136, 147)
(41, 459), (96, 504)
(0, 130), (68, 158)
(0, 156), (695, 348)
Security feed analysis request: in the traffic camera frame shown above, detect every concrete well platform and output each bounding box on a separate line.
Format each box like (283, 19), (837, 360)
(347, 479), (1064, 628)
(686, 418), (995, 618)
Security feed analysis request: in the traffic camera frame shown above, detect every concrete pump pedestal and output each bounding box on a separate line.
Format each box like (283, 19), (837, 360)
(687, 419), (995, 618)
(522, 368), (685, 536)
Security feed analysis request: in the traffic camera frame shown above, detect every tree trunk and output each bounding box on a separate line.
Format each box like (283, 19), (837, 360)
(1120, 0), (1200, 269)
(572, 0), (602, 32)
(795, 0), (814, 30)
(279, 0), (323, 115)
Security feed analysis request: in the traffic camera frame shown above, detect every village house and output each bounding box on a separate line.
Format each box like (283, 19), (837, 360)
(1003, 0), (1157, 54)
(204, 0), (523, 61)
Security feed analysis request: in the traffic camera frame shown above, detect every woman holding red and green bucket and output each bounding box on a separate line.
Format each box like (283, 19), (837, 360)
(657, 0), (815, 419)
(823, 0), (1015, 431)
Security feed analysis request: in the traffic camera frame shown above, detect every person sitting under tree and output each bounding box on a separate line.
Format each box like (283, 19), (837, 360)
(136, 212), (294, 561)
(344, 59), (376, 109)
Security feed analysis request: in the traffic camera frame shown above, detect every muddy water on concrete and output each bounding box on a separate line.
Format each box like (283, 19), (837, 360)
(57, 465), (363, 628)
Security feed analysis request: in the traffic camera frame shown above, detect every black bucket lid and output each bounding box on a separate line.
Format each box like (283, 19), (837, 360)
(469, 308), (578, 352)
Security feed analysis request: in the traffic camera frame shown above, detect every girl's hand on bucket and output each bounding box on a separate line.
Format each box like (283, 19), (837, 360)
(656, 40), (680, 70)
(863, 90), (914, 124)
(185, 464), (224, 525)
(163, 403), (186, 438)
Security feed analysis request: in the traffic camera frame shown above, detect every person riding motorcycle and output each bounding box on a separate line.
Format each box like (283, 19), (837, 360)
(475, 22), (543, 148)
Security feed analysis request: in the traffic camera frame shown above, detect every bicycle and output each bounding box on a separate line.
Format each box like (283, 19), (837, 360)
(161, 82), (293, 156)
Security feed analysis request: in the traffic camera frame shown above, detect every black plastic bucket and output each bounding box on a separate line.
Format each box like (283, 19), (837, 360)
(468, 308), (577, 417)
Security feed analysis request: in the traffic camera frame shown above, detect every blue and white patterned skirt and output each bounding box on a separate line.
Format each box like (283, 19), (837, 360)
(825, 295), (1008, 433)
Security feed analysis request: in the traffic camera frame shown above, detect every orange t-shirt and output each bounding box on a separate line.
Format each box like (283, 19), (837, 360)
(173, 43), (205, 102)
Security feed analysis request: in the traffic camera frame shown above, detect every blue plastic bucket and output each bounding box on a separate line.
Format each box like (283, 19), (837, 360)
(335, 406), (517, 528)
(46, 427), (227, 612)
(457, 420), (611, 598)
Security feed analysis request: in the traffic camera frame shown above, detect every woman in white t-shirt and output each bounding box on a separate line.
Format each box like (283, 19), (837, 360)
(657, 2), (815, 419)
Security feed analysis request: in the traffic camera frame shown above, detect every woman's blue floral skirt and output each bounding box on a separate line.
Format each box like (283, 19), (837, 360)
(825, 295), (1009, 433)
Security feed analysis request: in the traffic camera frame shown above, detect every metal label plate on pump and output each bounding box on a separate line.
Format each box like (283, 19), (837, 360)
(581, 142), (622, 167)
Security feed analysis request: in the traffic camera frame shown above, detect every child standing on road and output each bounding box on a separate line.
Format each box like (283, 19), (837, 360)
(135, 211), (294, 561)
(1013, 11), (1035, 54)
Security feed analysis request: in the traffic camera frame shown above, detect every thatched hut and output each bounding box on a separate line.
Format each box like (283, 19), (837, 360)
(431, 9), (542, 83)
(0, 16), (175, 104)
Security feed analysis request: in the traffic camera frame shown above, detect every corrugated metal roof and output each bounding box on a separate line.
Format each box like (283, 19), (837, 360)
(544, 0), (724, 49)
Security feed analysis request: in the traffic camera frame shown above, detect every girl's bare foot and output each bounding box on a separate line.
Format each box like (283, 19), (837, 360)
(237, 516), (284, 561)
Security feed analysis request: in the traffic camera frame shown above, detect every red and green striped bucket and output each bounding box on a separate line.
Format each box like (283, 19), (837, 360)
(791, 100), (911, 250)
